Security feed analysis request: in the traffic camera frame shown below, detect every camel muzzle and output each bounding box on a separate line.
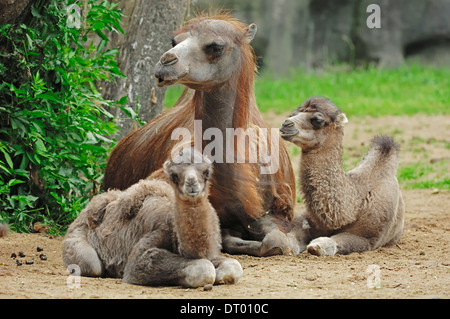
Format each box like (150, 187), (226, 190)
(280, 120), (299, 139)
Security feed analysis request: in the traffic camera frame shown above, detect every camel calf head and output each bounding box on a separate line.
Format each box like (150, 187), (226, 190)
(280, 96), (348, 151)
(164, 147), (213, 202)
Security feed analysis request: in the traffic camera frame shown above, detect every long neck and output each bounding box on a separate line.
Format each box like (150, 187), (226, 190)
(300, 136), (345, 183)
(195, 63), (254, 132)
(300, 132), (358, 229)
(202, 84), (236, 130)
(191, 57), (263, 219)
(174, 198), (219, 260)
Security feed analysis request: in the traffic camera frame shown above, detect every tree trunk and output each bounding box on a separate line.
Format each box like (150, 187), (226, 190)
(0, 0), (35, 25)
(100, 0), (187, 140)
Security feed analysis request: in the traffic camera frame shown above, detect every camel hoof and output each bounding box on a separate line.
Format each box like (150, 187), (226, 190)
(260, 229), (292, 257)
(215, 259), (243, 285)
(307, 237), (337, 256)
(180, 259), (215, 288)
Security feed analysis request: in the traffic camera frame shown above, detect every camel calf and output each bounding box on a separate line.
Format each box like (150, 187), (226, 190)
(280, 97), (404, 256)
(62, 147), (242, 287)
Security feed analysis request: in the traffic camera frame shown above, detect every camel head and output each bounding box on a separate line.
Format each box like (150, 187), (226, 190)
(163, 147), (213, 202)
(154, 14), (257, 90)
(280, 97), (348, 151)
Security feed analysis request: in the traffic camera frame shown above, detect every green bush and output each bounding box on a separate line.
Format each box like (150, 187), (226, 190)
(0, 0), (128, 233)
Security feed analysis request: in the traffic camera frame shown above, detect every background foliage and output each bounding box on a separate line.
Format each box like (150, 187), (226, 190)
(0, 0), (128, 233)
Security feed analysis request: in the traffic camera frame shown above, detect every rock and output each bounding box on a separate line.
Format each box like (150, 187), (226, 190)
(203, 284), (213, 291)
(33, 222), (49, 233)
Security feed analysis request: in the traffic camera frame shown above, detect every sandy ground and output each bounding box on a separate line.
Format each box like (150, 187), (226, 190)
(0, 114), (449, 299)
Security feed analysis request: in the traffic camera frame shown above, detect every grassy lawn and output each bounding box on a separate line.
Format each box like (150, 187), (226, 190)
(164, 63), (449, 117)
(164, 64), (450, 190)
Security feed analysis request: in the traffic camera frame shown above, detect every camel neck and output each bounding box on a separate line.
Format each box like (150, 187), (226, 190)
(174, 199), (216, 259)
(300, 141), (345, 184)
(299, 133), (359, 229)
(200, 82), (238, 131)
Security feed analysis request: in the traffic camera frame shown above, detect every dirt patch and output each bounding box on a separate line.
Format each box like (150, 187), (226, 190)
(0, 115), (449, 299)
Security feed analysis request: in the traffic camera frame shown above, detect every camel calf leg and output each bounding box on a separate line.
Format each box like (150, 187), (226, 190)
(123, 247), (215, 287)
(222, 233), (262, 256)
(222, 228), (293, 257)
(62, 231), (103, 277)
(211, 256), (243, 284)
(307, 232), (370, 256)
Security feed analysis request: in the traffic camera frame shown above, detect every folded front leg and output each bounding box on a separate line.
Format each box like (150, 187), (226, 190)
(222, 228), (293, 257)
(123, 230), (215, 287)
(123, 247), (215, 287)
(307, 232), (371, 256)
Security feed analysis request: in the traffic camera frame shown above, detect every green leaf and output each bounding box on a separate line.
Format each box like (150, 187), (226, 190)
(95, 29), (109, 41)
(30, 5), (41, 18)
(1, 149), (13, 169)
(8, 179), (25, 187)
(35, 92), (62, 103)
(34, 139), (47, 154)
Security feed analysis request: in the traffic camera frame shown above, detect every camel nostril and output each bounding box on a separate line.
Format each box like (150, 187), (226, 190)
(282, 120), (294, 128)
(160, 52), (178, 66)
(186, 178), (198, 186)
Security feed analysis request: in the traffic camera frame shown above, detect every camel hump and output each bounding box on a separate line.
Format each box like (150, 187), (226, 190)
(348, 135), (400, 182)
(370, 135), (400, 158)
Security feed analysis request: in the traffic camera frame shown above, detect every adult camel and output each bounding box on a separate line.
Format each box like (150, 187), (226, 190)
(104, 12), (296, 257)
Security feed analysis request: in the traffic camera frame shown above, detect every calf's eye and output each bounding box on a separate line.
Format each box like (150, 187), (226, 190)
(310, 117), (325, 129)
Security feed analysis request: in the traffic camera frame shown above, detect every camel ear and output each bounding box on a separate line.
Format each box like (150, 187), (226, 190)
(335, 113), (348, 128)
(244, 23), (257, 43)
(163, 160), (171, 174)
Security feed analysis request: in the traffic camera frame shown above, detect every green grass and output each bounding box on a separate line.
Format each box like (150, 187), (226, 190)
(164, 63), (450, 117)
(398, 161), (450, 190)
(255, 64), (450, 116)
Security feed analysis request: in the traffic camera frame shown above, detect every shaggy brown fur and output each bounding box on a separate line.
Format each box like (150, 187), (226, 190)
(281, 97), (405, 255)
(103, 12), (295, 256)
(62, 147), (242, 287)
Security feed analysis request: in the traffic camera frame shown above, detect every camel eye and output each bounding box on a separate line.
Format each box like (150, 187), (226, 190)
(203, 168), (211, 180)
(169, 172), (179, 184)
(204, 42), (225, 59)
(310, 116), (325, 129)
(171, 38), (177, 48)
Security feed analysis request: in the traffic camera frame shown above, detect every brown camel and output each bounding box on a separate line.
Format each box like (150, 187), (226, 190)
(62, 147), (243, 287)
(280, 97), (405, 255)
(103, 12), (296, 257)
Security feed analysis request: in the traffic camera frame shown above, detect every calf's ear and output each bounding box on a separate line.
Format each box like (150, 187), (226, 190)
(163, 160), (171, 174)
(335, 113), (348, 128)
